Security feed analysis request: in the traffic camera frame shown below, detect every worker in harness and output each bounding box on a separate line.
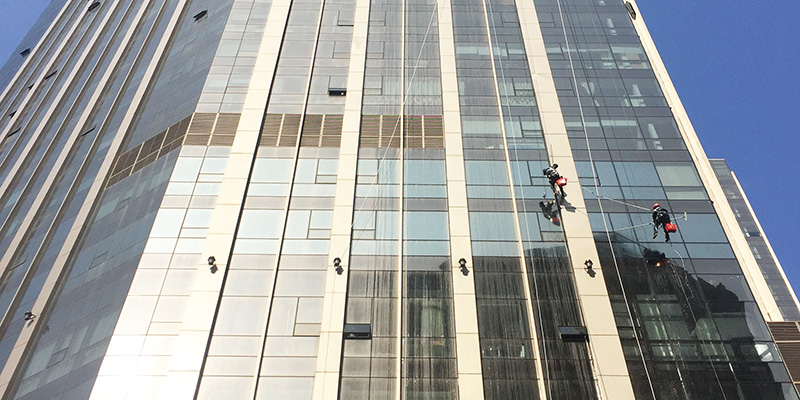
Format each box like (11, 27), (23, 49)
(652, 203), (674, 242)
(543, 163), (566, 198)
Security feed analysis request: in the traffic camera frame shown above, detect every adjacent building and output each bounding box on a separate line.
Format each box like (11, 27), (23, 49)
(0, 0), (796, 398)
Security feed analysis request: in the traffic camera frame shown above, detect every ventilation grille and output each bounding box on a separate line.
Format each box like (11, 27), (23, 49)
(184, 112), (240, 146)
(259, 114), (342, 147)
(360, 115), (443, 149)
(768, 321), (800, 390)
(107, 115), (192, 187)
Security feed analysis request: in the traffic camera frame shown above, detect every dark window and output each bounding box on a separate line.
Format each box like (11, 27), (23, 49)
(88, 2), (101, 12)
(81, 125), (97, 136)
(193, 10), (208, 21)
(625, 2), (637, 19)
(19, 48), (31, 57)
(43, 70), (57, 80)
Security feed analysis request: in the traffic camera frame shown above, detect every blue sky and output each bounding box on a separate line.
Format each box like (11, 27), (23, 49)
(1, 1), (799, 295)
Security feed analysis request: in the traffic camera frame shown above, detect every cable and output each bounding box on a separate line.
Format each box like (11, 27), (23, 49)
(581, 186), (652, 211)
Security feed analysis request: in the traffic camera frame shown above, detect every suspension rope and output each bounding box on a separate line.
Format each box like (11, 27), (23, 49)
(552, 0), (657, 397)
(580, 186), (652, 211)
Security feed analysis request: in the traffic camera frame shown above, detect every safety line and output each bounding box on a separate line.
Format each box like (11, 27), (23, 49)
(580, 186), (652, 211)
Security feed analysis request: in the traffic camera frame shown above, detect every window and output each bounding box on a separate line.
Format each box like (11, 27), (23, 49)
(193, 10), (208, 21)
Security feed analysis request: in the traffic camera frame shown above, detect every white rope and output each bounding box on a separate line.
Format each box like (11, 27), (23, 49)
(580, 186), (652, 211)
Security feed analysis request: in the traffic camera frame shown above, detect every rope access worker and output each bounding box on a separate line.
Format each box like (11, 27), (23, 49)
(543, 163), (566, 198)
(652, 203), (673, 242)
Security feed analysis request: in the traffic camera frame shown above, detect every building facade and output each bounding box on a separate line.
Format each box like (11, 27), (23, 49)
(0, 0), (796, 399)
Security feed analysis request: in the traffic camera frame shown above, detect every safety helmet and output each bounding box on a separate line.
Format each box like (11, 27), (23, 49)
(652, 203), (660, 209)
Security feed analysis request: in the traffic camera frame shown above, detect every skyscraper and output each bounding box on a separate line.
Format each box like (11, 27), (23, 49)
(0, 0), (796, 398)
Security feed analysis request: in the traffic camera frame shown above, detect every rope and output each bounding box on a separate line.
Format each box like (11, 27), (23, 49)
(581, 187), (652, 211)
(552, 0), (657, 397)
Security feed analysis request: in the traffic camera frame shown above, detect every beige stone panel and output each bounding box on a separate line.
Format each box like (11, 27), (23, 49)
(128, 269), (168, 296)
(543, 135), (572, 157)
(453, 295), (479, 334)
(106, 335), (146, 357)
(166, 331), (210, 372)
(126, 376), (167, 400)
(442, 91), (460, 109)
(91, 376), (133, 400)
(114, 297), (159, 335)
(147, 323), (182, 335)
(141, 336), (178, 356)
(451, 268), (477, 298)
(580, 297), (619, 335)
(134, 356), (171, 376)
(334, 179), (357, 204)
(242, 90), (270, 110)
(178, 291), (227, 331)
(558, 212), (593, 239)
(458, 373), (486, 400)
(443, 110), (461, 127)
(455, 333), (482, 375)
(599, 375), (636, 399)
(540, 111), (568, 134)
(158, 371), (198, 400)
(98, 355), (139, 376)
(529, 56), (551, 74)
(590, 335), (631, 377)
(571, 267), (607, 297)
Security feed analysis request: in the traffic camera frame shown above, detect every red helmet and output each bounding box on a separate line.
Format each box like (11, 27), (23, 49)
(652, 203), (660, 209)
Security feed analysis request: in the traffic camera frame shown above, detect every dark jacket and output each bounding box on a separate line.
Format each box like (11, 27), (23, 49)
(652, 207), (670, 224)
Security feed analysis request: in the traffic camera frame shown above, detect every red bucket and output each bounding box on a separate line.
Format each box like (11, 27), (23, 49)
(665, 223), (677, 233)
(556, 177), (567, 187)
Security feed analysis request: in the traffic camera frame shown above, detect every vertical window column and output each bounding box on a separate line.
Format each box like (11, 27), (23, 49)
(155, 0), (293, 397)
(515, 1), (634, 399)
(436, 0), (485, 395)
(312, 0), (370, 395)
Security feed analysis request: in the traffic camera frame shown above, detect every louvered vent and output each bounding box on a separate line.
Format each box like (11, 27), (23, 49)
(360, 115), (443, 149)
(259, 114), (342, 147)
(107, 115), (193, 188)
(768, 321), (800, 393)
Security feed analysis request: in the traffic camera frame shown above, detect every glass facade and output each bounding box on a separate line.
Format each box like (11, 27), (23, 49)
(0, 0), (795, 399)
